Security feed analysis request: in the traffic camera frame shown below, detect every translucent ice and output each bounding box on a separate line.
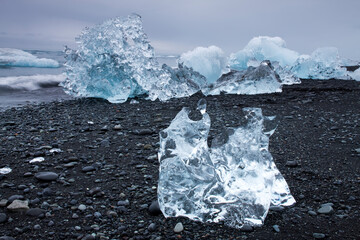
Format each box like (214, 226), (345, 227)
(0, 48), (60, 68)
(158, 99), (295, 228)
(0, 167), (12, 175)
(207, 60), (283, 95)
(228, 36), (300, 71)
(62, 14), (205, 103)
(290, 47), (350, 80)
(349, 67), (360, 81)
(179, 46), (227, 84)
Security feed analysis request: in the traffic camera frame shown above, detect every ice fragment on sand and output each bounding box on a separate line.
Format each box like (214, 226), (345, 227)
(207, 60), (283, 95)
(0, 48), (60, 68)
(0, 167), (12, 175)
(62, 14), (204, 103)
(179, 46), (227, 84)
(29, 157), (45, 163)
(347, 67), (360, 81)
(158, 99), (295, 228)
(290, 47), (350, 80)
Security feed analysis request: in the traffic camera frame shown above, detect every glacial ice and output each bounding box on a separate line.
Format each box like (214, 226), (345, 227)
(207, 60), (283, 95)
(0, 48), (60, 68)
(349, 67), (360, 81)
(290, 47), (350, 80)
(158, 99), (295, 228)
(179, 46), (227, 84)
(62, 14), (206, 103)
(228, 36), (300, 71)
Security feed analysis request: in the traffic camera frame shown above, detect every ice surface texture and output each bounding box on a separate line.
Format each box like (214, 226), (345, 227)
(207, 60), (283, 95)
(0, 48), (59, 68)
(179, 46), (227, 84)
(62, 14), (206, 103)
(229, 36), (300, 71)
(158, 100), (295, 228)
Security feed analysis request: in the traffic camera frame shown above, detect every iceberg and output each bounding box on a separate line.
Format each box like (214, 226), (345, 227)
(0, 48), (60, 68)
(349, 67), (360, 81)
(62, 14), (206, 103)
(179, 46), (227, 84)
(158, 99), (295, 228)
(290, 47), (350, 80)
(228, 36), (300, 71)
(207, 60), (283, 95)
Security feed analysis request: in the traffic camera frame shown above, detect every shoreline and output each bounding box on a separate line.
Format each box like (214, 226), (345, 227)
(0, 79), (359, 239)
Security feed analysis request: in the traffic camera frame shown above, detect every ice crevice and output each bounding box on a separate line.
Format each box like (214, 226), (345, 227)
(157, 99), (295, 228)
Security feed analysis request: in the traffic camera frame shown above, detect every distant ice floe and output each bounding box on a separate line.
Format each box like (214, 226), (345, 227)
(158, 99), (295, 228)
(0, 74), (65, 93)
(62, 14), (360, 103)
(0, 48), (60, 68)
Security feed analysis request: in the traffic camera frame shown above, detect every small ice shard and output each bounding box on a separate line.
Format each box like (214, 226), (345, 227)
(228, 36), (300, 71)
(0, 167), (12, 175)
(290, 47), (350, 80)
(179, 46), (227, 84)
(0, 48), (59, 68)
(158, 99), (295, 229)
(49, 148), (62, 153)
(29, 157), (45, 163)
(207, 60), (282, 95)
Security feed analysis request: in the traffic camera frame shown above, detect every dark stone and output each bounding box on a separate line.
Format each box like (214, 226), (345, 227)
(82, 166), (96, 172)
(148, 201), (161, 216)
(0, 213), (7, 223)
(0, 236), (15, 240)
(26, 208), (46, 217)
(8, 195), (24, 204)
(240, 224), (254, 232)
(35, 172), (58, 181)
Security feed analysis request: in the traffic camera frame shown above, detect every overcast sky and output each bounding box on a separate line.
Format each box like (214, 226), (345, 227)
(1, 0), (360, 60)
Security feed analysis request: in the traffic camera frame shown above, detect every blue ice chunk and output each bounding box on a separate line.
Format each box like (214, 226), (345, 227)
(207, 61), (283, 95)
(290, 47), (351, 80)
(62, 14), (206, 103)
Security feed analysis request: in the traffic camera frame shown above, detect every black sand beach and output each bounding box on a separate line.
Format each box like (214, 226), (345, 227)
(0, 79), (359, 239)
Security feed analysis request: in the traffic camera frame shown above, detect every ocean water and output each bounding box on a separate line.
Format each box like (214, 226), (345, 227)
(0, 49), (178, 111)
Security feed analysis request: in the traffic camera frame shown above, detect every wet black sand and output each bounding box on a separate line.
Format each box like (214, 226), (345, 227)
(0, 79), (359, 239)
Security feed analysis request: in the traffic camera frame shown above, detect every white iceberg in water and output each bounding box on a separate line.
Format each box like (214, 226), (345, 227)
(0, 48), (60, 68)
(179, 46), (227, 84)
(62, 14), (206, 103)
(228, 36), (300, 71)
(158, 99), (295, 228)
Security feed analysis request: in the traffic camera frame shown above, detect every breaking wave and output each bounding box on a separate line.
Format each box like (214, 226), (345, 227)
(0, 74), (65, 93)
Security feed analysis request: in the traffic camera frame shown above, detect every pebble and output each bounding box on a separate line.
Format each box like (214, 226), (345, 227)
(34, 172), (58, 181)
(313, 233), (326, 239)
(317, 205), (333, 214)
(26, 208), (46, 217)
(173, 222), (184, 233)
(0, 237), (15, 240)
(117, 200), (129, 206)
(7, 200), (29, 212)
(273, 224), (280, 232)
(285, 160), (298, 167)
(78, 204), (87, 211)
(148, 200), (161, 216)
(113, 125), (122, 130)
(33, 224), (41, 230)
(240, 224), (254, 232)
(148, 223), (157, 232)
(82, 166), (96, 172)
(0, 199), (8, 207)
(308, 210), (317, 216)
(7, 195), (24, 203)
(0, 213), (7, 223)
